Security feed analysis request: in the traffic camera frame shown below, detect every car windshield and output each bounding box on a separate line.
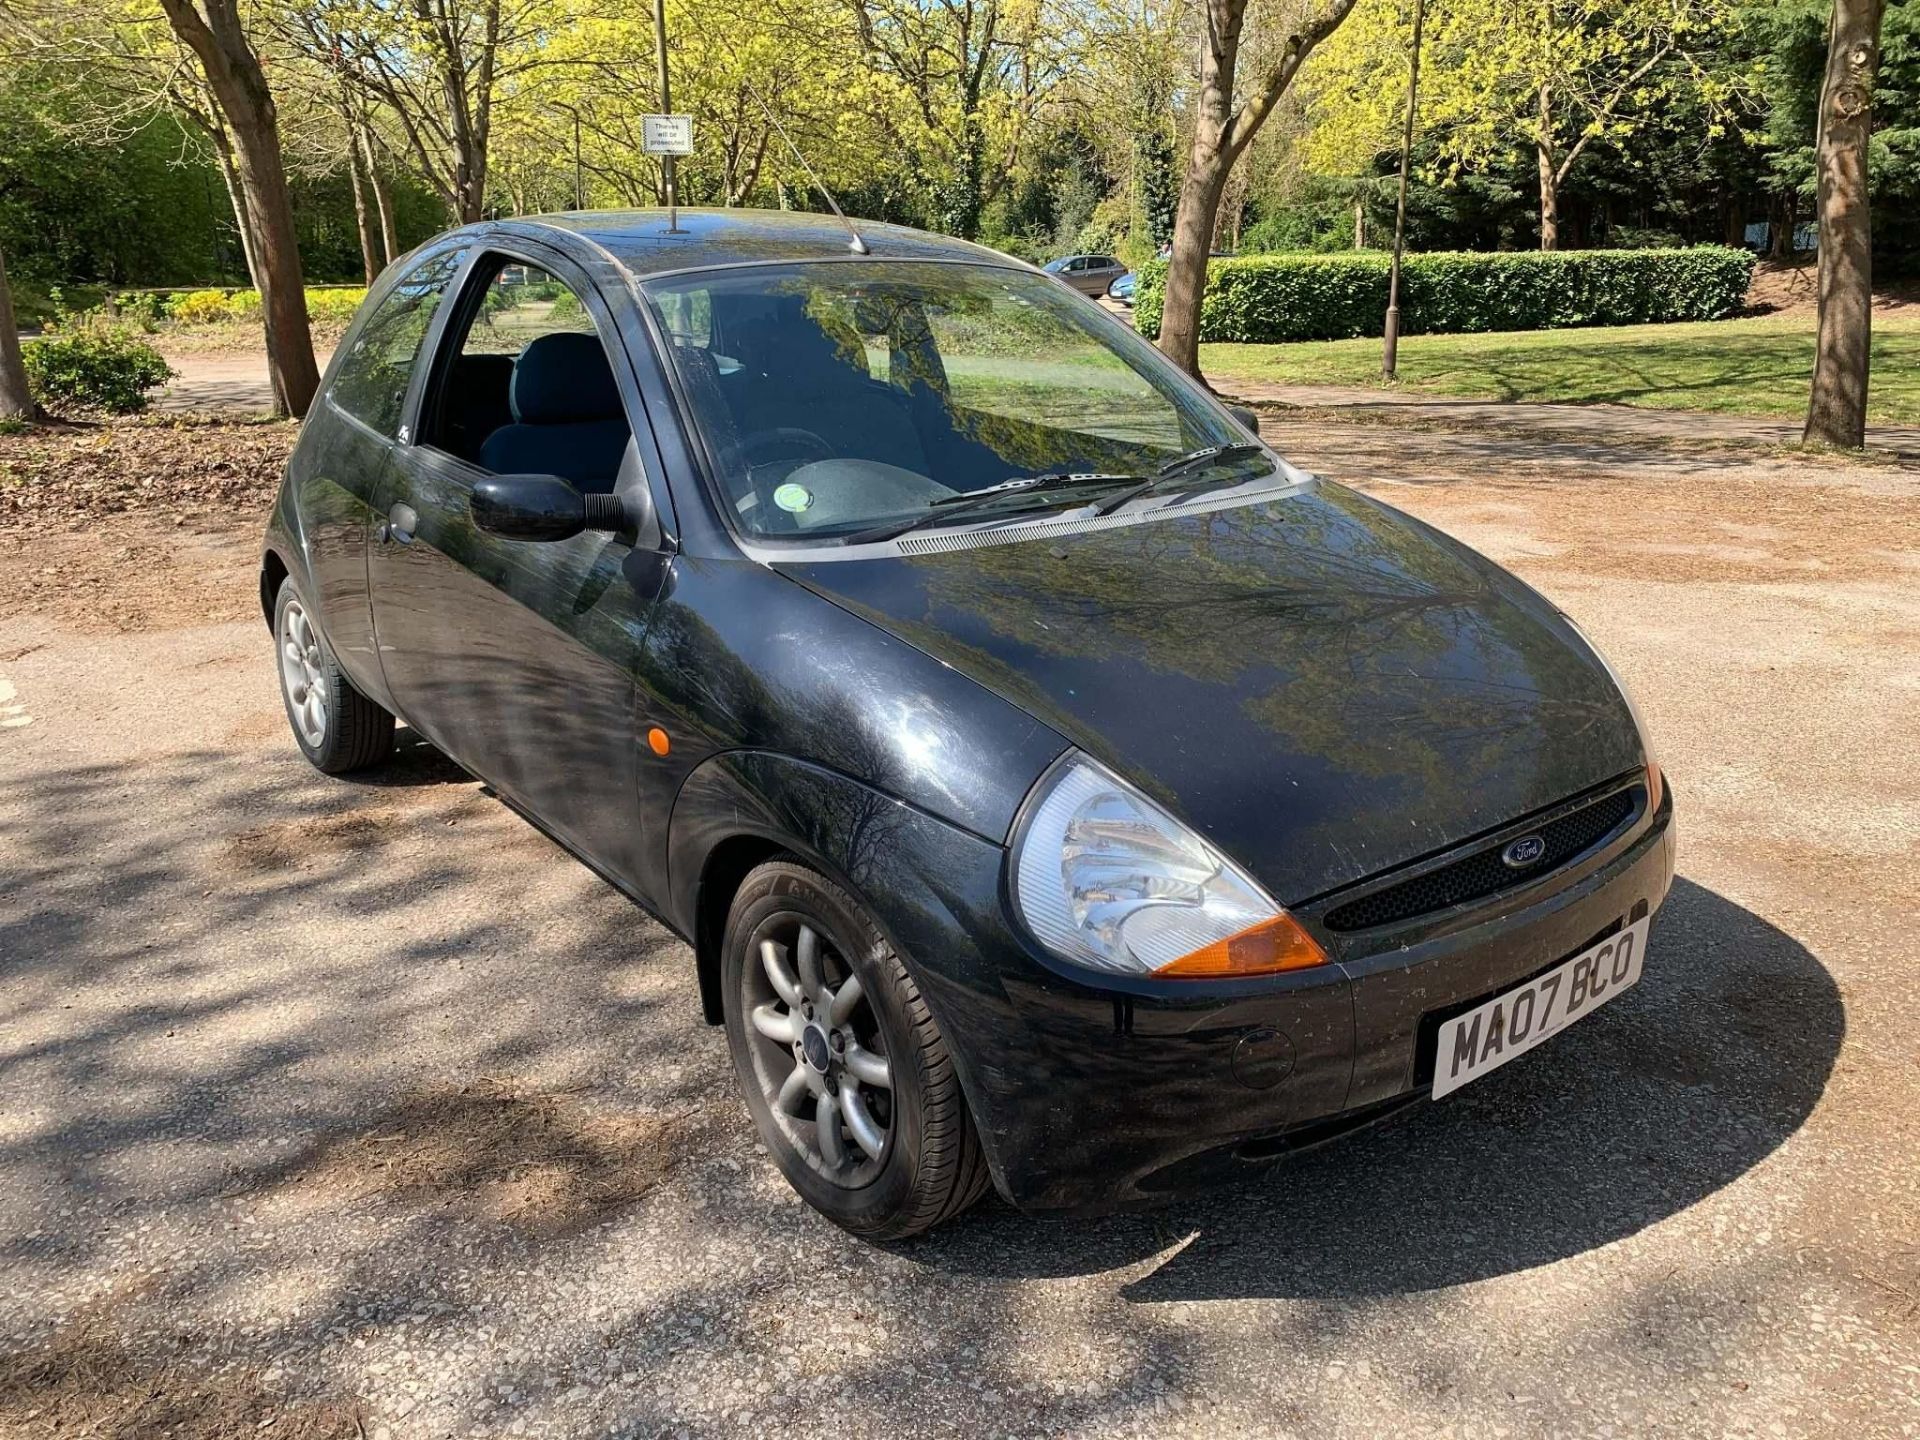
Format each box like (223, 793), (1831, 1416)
(642, 260), (1271, 543)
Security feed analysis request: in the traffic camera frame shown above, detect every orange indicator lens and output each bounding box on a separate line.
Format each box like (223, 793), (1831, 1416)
(1153, 913), (1329, 979)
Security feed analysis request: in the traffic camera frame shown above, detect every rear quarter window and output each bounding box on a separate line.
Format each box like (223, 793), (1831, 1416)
(329, 247), (468, 437)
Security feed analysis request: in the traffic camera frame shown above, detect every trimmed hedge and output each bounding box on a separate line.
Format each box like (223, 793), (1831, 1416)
(1133, 247), (1755, 343)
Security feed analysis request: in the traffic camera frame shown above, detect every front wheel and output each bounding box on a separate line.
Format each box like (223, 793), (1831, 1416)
(272, 578), (395, 775)
(721, 860), (991, 1238)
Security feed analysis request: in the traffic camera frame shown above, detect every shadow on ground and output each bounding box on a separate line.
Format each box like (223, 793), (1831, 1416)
(0, 734), (1845, 1433)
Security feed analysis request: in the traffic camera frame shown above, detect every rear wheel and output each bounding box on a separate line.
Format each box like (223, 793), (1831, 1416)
(273, 578), (394, 775)
(721, 860), (991, 1238)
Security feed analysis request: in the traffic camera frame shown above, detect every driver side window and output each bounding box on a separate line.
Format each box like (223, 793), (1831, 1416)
(421, 258), (633, 495)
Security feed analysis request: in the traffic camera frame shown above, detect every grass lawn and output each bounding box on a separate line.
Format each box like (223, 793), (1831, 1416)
(1200, 311), (1920, 426)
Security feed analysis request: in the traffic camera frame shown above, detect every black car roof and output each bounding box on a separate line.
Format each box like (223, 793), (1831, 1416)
(483, 208), (1023, 280)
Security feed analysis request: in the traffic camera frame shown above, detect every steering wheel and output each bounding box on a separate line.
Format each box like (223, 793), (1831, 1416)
(741, 427), (835, 470)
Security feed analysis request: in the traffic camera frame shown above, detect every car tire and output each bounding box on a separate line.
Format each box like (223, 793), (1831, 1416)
(721, 859), (991, 1238)
(272, 577), (395, 775)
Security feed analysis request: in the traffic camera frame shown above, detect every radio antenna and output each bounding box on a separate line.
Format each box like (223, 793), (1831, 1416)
(739, 76), (869, 255)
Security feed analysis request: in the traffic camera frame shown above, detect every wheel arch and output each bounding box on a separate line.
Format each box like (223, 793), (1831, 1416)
(259, 546), (291, 630)
(690, 832), (791, 1025)
(667, 749), (1028, 1203)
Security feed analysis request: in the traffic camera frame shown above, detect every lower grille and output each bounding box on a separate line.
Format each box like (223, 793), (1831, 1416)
(1323, 785), (1639, 932)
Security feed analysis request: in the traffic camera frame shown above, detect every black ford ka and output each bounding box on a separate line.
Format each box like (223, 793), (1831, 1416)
(262, 209), (1674, 1237)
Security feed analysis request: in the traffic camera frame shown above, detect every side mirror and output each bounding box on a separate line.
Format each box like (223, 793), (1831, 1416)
(1227, 404), (1262, 437)
(471, 474), (629, 542)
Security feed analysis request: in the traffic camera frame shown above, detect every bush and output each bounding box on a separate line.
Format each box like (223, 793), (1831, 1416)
(148, 286), (366, 327)
(1240, 211), (1356, 256)
(23, 327), (175, 415)
(109, 291), (167, 331)
(304, 287), (368, 323)
(1133, 247), (1756, 343)
(167, 288), (234, 325)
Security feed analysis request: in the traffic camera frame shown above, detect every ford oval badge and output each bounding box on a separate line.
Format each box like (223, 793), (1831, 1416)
(1501, 834), (1548, 869)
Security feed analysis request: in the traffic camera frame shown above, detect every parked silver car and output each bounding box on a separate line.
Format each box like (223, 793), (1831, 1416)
(1043, 253), (1128, 297)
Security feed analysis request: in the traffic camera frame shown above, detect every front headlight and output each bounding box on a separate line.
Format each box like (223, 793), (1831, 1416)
(1010, 754), (1328, 980)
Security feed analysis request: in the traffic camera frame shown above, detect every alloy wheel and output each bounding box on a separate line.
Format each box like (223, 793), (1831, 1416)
(740, 915), (894, 1185)
(279, 598), (329, 748)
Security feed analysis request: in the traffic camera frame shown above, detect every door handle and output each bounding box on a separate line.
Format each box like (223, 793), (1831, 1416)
(383, 502), (418, 545)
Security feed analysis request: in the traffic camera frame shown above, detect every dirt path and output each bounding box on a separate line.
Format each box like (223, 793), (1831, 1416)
(1, 412), (1915, 1438)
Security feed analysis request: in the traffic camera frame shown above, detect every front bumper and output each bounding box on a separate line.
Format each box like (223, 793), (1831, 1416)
(896, 784), (1675, 1216)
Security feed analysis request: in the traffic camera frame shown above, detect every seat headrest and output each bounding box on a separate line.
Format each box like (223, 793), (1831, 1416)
(511, 332), (622, 424)
(720, 294), (865, 386)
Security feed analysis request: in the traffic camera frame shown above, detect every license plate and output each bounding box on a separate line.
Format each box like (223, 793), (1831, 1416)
(1432, 917), (1649, 1099)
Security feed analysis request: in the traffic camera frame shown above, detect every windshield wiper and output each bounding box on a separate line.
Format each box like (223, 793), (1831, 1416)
(1088, 442), (1270, 516)
(844, 471), (1141, 545)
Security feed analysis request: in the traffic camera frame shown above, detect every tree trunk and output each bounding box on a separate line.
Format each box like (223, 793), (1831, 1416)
(346, 139), (379, 285)
(210, 123), (261, 289)
(1354, 190), (1366, 249)
(359, 128), (399, 266)
(1157, 0), (1360, 377)
(1536, 88), (1559, 250)
(1804, 0), (1884, 448)
(1769, 190), (1797, 259)
(1159, 152), (1233, 377)
(1159, 2), (1244, 377)
(340, 85), (380, 283)
(1722, 192), (1747, 248)
(157, 0), (319, 419)
(0, 247), (36, 422)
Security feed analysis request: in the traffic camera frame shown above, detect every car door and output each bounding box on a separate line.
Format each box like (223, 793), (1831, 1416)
(297, 245), (470, 703)
(366, 242), (675, 892)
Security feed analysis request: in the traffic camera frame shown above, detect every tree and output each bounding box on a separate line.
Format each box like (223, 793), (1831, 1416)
(0, 245), (34, 421)
(1303, 0), (1748, 251)
(154, 0), (318, 415)
(849, 0), (1063, 238)
(1157, 0), (1362, 377)
(285, 0), (553, 225)
(1804, 0), (1885, 447)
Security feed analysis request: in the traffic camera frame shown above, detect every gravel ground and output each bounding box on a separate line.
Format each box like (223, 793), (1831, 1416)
(1, 408), (1916, 1439)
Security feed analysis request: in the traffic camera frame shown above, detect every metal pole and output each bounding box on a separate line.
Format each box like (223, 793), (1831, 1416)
(574, 110), (584, 211)
(1383, 0), (1426, 379)
(653, 0), (678, 232)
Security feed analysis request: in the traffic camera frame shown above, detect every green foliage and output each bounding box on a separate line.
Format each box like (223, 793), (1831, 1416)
(1070, 195), (1132, 259)
(109, 291), (167, 331)
(1242, 209), (1356, 256)
(305, 288), (370, 323)
(1134, 247), (1754, 342)
(22, 326), (174, 416)
(168, 289), (235, 325)
(0, 71), (232, 287)
(1049, 159), (1102, 256)
(1133, 124), (1178, 253)
(151, 287), (367, 326)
